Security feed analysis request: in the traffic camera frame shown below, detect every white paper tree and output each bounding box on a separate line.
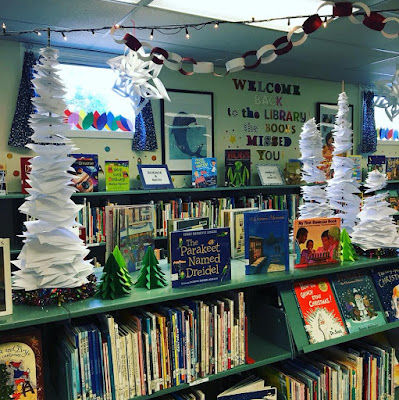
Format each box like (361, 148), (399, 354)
(351, 170), (399, 250)
(12, 47), (93, 291)
(326, 92), (361, 233)
(298, 118), (330, 219)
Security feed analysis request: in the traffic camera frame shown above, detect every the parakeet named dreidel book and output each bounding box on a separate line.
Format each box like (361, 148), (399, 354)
(170, 227), (231, 287)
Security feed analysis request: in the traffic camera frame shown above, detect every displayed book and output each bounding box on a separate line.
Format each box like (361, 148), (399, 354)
(105, 160), (129, 191)
(217, 376), (277, 400)
(221, 207), (258, 258)
(20, 157), (32, 194)
(0, 328), (44, 400)
(192, 157), (217, 188)
(225, 149), (251, 187)
(293, 217), (341, 268)
(166, 216), (210, 261)
(105, 204), (155, 272)
(367, 155), (386, 174)
(170, 227), (231, 287)
(331, 271), (386, 333)
(387, 190), (399, 211)
(348, 155), (362, 183)
(293, 277), (347, 344)
(283, 160), (302, 185)
(0, 162), (6, 195)
(69, 153), (99, 192)
(371, 266), (399, 322)
(244, 210), (289, 274)
(386, 157), (399, 181)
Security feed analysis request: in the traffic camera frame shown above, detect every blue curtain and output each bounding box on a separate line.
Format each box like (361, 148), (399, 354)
(8, 51), (37, 148)
(132, 98), (157, 151)
(361, 90), (377, 154)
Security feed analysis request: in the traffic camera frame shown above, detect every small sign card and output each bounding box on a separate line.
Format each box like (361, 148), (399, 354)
(257, 164), (284, 185)
(138, 164), (174, 189)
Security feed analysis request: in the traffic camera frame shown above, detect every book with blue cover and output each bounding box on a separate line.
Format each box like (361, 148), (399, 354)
(170, 227), (231, 287)
(371, 267), (399, 322)
(330, 271), (386, 333)
(192, 157), (217, 188)
(244, 210), (289, 274)
(69, 153), (99, 192)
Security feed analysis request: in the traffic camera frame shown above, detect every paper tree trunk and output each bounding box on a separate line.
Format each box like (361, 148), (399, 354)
(298, 117), (330, 219)
(135, 246), (167, 290)
(12, 47), (93, 290)
(351, 170), (399, 250)
(326, 92), (361, 233)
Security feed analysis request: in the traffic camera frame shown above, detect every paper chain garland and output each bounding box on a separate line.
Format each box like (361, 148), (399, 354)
(112, 1), (399, 76)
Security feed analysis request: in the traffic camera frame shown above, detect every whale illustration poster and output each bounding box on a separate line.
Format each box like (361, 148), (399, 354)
(161, 89), (214, 174)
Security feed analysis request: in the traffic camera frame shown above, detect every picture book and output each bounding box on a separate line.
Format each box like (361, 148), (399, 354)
(20, 157), (32, 194)
(284, 160), (302, 185)
(0, 162), (6, 195)
(388, 190), (399, 211)
(192, 157), (217, 188)
(367, 155), (386, 174)
(244, 210), (289, 274)
(293, 217), (341, 268)
(105, 160), (129, 191)
(69, 153), (99, 192)
(170, 227), (231, 287)
(221, 207), (258, 258)
(331, 271), (386, 333)
(293, 277), (347, 344)
(386, 157), (399, 181)
(0, 328), (44, 400)
(371, 267), (399, 322)
(348, 155), (362, 183)
(225, 149), (250, 187)
(105, 204), (155, 272)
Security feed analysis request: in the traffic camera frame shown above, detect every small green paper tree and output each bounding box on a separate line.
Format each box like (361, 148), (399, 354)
(0, 363), (13, 400)
(340, 228), (357, 262)
(97, 253), (131, 299)
(135, 246), (168, 290)
(113, 245), (133, 286)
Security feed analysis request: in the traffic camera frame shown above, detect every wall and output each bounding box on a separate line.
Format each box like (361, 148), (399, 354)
(0, 40), (363, 192)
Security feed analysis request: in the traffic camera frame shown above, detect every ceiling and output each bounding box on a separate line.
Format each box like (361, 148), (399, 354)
(1, 0), (399, 84)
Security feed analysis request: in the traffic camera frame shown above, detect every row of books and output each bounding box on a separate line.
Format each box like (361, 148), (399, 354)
(293, 266), (399, 345)
(56, 291), (247, 400)
(261, 337), (396, 400)
(368, 155), (399, 181)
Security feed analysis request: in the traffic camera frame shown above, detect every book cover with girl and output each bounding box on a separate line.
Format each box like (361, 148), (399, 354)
(293, 217), (341, 268)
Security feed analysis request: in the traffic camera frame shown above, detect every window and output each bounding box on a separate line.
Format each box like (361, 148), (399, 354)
(374, 96), (399, 141)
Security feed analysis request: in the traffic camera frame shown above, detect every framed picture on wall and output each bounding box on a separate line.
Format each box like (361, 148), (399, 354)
(316, 102), (354, 180)
(161, 89), (214, 175)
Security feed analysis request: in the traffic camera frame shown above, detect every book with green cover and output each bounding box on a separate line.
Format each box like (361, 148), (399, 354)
(105, 160), (129, 191)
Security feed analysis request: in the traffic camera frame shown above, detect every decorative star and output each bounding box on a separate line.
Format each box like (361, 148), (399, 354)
(374, 66), (399, 122)
(229, 135), (236, 144)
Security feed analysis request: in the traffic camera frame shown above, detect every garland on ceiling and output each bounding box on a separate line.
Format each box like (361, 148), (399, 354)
(2, 2), (399, 76)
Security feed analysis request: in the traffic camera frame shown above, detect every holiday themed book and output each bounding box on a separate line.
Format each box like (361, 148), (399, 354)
(105, 160), (129, 191)
(0, 328), (44, 400)
(293, 217), (341, 268)
(371, 267), (399, 322)
(386, 157), (399, 181)
(244, 210), (289, 274)
(225, 149), (250, 187)
(20, 157), (32, 194)
(69, 153), (99, 192)
(192, 157), (217, 188)
(170, 227), (231, 287)
(331, 271), (386, 333)
(293, 277), (347, 344)
(367, 155), (386, 174)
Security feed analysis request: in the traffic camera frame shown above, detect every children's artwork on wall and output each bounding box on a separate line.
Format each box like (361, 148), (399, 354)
(161, 89), (214, 174)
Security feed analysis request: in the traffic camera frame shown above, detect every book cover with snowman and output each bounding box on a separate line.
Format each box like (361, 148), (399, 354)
(293, 277), (347, 344)
(370, 266), (399, 323)
(331, 271), (386, 333)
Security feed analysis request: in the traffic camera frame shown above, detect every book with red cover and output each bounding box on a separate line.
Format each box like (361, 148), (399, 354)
(293, 277), (347, 344)
(0, 328), (44, 399)
(20, 157), (32, 194)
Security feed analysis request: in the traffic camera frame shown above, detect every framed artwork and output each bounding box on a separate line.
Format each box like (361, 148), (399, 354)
(137, 164), (174, 189)
(0, 238), (12, 316)
(256, 164), (285, 185)
(161, 89), (214, 175)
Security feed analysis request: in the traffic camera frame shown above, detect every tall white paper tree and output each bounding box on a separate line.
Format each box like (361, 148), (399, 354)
(12, 47), (94, 291)
(298, 118), (330, 219)
(326, 92), (361, 233)
(351, 170), (399, 250)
